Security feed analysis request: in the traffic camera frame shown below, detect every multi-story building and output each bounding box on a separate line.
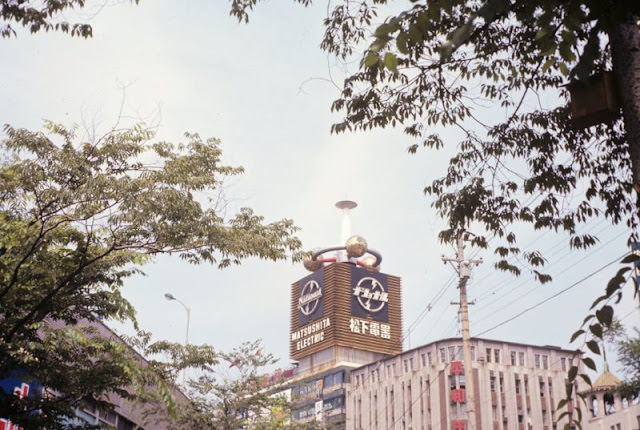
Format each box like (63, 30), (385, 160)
(288, 259), (403, 429)
(1, 317), (187, 430)
(347, 337), (584, 430)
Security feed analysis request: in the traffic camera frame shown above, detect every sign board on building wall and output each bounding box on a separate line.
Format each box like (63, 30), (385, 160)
(1, 374), (42, 430)
(290, 263), (402, 360)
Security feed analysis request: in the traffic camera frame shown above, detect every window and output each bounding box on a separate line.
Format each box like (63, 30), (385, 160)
(421, 353), (426, 367)
(486, 348), (492, 362)
(540, 380), (546, 397)
(561, 357), (566, 371)
(494, 349), (500, 363)
(440, 348), (446, 362)
(535, 354), (541, 368)
(519, 351), (525, 366)
(542, 355), (549, 369)
(449, 346), (457, 361)
(386, 364), (391, 377)
(371, 370), (376, 382)
(471, 346), (475, 361)
(515, 377), (521, 394)
(499, 375), (504, 393)
(324, 371), (344, 388)
(450, 375), (458, 390)
(404, 360), (408, 373)
(117, 417), (136, 430)
(490, 376), (496, 392)
(511, 351), (517, 365)
(410, 357), (414, 370)
(427, 351), (432, 365)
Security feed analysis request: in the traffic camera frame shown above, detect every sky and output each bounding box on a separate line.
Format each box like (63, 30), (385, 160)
(1, 0), (638, 376)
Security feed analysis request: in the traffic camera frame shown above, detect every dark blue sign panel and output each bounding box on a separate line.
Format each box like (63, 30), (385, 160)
(1, 372), (42, 430)
(350, 266), (389, 322)
(297, 267), (324, 325)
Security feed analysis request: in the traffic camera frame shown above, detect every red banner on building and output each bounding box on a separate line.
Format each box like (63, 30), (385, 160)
(450, 361), (464, 375)
(450, 388), (466, 403)
(451, 418), (467, 430)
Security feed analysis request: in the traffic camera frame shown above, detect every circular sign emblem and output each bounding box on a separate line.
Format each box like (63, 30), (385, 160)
(353, 277), (388, 313)
(299, 280), (322, 316)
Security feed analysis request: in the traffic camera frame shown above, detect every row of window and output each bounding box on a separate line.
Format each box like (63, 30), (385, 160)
(354, 346), (570, 388)
(293, 371), (345, 399)
(292, 395), (345, 420)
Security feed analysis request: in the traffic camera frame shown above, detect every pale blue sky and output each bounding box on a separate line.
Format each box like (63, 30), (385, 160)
(1, 0), (637, 375)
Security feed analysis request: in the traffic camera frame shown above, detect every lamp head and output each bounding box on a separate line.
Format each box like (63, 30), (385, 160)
(164, 293), (176, 301)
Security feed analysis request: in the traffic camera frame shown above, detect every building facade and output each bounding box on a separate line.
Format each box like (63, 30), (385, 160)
(1, 318), (187, 430)
(581, 367), (640, 429)
(347, 337), (585, 430)
(289, 258), (403, 429)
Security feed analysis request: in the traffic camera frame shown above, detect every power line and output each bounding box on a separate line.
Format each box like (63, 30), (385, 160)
(472, 227), (629, 320)
(475, 252), (628, 337)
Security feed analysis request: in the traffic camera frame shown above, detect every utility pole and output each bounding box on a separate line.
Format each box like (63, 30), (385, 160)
(442, 234), (482, 430)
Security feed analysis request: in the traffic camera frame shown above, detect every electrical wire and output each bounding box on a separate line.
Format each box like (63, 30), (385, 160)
(475, 251), (628, 337)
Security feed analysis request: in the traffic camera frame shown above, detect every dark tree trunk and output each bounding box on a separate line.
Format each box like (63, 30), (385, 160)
(609, 15), (640, 194)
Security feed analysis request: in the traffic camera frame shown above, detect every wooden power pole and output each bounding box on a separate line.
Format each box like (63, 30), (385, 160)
(442, 234), (482, 430)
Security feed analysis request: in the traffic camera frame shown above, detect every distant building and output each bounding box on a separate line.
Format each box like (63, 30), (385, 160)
(1, 318), (187, 430)
(581, 365), (640, 429)
(289, 261), (402, 429)
(347, 337), (583, 430)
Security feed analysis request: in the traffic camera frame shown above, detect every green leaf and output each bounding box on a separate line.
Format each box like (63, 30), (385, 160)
(408, 24), (422, 43)
(586, 340), (600, 355)
(568, 365), (578, 381)
(582, 357), (596, 371)
(541, 58), (555, 73)
(620, 253), (640, 264)
(375, 22), (398, 37)
(570, 329), (584, 343)
(590, 295), (607, 310)
(384, 52), (398, 72)
(589, 323), (603, 339)
(396, 31), (409, 54)
(364, 51), (379, 67)
(595, 305), (613, 326)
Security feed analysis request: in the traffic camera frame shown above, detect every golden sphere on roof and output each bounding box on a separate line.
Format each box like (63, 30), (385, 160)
(303, 256), (323, 272)
(346, 235), (368, 258)
(360, 255), (380, 271)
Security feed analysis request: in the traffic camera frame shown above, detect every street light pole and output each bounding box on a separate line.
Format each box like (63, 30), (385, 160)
(164, 293), (191, 345)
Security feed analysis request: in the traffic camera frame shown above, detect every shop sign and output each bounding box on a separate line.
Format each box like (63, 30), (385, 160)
(291, 317), (330, 351)
(351, 266), (389, 321)
(297, 268), (324, 324)
(348, 317), (391, 339)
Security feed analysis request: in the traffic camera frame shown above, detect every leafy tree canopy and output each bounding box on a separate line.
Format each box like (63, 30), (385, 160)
(0, 122), (301, 428)
(131, 337), (288, 430)
(616, 328), (640, 398)
(0, 0), (140, 38)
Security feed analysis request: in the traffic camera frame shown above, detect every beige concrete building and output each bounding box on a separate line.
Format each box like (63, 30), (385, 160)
(582, 366), (640, 429)
(347, 337), (585, 430)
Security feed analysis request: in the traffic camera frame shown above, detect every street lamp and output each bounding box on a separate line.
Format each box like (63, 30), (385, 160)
(164, 293), (191, 345)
